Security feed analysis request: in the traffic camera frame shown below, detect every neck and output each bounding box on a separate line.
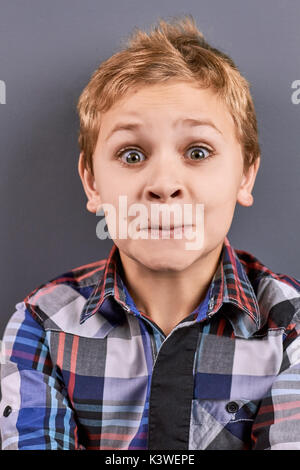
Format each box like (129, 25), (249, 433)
(118, 242), (223, 336)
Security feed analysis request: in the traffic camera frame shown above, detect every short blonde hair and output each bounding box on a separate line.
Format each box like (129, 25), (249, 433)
(77, 14), (260, 176)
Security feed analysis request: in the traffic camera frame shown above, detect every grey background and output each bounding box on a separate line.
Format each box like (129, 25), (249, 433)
(0, 0), (299, 337)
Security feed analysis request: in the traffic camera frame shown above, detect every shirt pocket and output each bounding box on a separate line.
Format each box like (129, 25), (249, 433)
(189, 398), (261, 449)
(192, 397), (260, 425)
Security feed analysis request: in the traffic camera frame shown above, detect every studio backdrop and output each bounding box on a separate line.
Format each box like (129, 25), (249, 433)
(0, 0), (299, 338)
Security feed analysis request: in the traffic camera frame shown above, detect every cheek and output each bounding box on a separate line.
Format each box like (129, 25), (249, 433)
(200, 166), (239, 206)
(206, 157), (241, 202)
(95, 170), (126, 203)
(200, 168), (240, 237)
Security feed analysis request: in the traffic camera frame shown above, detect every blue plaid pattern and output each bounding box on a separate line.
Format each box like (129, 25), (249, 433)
(1, 236), (300, 449)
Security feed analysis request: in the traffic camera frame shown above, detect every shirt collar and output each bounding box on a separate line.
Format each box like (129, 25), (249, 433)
(80, 236), (261, 338)
(208, 236), (261, 337)
(79, 243), (128, 325)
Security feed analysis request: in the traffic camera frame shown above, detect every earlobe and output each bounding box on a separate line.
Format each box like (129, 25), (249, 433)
(86, 199), (102, 213)
(237, 190), (254, 207)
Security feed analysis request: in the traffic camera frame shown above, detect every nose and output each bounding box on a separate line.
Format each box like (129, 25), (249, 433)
(144, 161), (185, 203)
(146, 185), (183, 202)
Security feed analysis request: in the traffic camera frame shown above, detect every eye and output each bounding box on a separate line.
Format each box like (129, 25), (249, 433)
(116, 148), (145, 165)
(115, 144), (214, 167)
(186, 145), (213, 161)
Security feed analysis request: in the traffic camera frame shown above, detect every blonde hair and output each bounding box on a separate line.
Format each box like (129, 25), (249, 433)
(77, 14), (260, 176)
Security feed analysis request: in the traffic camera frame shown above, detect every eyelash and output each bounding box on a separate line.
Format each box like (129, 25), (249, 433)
(114, 144), (215, 167)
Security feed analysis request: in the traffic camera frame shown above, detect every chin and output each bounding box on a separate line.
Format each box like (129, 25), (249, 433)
(131, 242), (202, 272)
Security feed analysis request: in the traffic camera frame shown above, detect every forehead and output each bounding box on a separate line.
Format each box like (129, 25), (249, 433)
(99, 81), (236, 140)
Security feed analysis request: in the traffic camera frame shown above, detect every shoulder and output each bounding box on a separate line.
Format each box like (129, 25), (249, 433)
(2, 257), (109, 373)
(21, 257), (108, 328)
(235, 247), (300, 291)
(235, 247), (300, 331)
(235, 246), (300, 295)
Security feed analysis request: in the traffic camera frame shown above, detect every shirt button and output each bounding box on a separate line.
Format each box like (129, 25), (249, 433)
(226, 401), (239, 414)
(3, 405), (12, 417)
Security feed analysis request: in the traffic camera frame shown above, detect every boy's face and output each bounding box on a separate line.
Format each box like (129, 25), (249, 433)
(78, 81), (260, 272)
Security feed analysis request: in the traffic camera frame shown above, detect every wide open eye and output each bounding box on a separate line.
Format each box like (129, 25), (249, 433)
(117, 148), (146, 165)
(186, 145), (213, 161)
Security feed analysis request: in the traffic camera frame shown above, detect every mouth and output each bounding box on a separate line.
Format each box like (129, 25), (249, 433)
(140, 224), (194, 231)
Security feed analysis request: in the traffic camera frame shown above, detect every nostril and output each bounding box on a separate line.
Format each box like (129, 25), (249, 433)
(149, 192), (160, 199)
(171, 190), (180, 198)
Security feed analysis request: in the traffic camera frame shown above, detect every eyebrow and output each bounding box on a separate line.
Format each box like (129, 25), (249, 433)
(105, 117), (223, 141)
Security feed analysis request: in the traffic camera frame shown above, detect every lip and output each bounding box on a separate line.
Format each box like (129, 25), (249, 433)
(141, 224), (194, 230)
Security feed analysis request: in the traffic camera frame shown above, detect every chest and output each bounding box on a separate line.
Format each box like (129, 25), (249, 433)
(46, 325), (284, 449)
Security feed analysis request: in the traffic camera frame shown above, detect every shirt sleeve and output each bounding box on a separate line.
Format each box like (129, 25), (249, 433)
(0, 301), (85, 450)
(251, 322), (300, 450)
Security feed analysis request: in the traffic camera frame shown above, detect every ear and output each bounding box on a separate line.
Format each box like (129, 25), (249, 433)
(237, 157), (260, 207)
(78, 152), (102, 213)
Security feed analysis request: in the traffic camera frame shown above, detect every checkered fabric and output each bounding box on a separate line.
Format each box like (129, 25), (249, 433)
(1, 236), (300, 450)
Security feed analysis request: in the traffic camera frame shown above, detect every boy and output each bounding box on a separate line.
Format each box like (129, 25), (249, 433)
(1, 15), (299, 450)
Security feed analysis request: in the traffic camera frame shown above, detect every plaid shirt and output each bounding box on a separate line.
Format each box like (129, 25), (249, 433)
(1, 236), (300, 450)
